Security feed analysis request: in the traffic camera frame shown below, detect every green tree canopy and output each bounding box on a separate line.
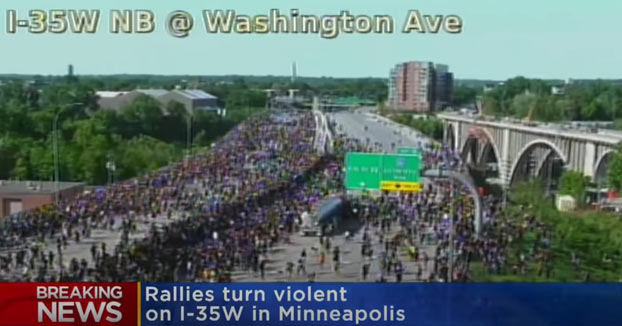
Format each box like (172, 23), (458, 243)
(607, 146), (622, 191)
(559, 171), (590, 205)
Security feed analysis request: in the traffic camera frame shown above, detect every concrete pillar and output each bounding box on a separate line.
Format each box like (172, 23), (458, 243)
(455, 122), (460, 151)
(583, 142), (595, 178)
(453, 122), (460, 151)
(501, 128), (511, 185)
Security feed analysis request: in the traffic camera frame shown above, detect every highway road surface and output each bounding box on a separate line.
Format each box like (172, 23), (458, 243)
(330, 108), (433, 152)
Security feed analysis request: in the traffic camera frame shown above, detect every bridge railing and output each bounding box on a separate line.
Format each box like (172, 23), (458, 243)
(312, 97), (333, 154)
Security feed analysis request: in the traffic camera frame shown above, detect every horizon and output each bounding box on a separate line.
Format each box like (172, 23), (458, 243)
(0, 72), (610, 82)
(0, 1), (620, 80)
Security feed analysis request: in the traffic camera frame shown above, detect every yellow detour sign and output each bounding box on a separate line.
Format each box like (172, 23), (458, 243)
(380, 181), (422, 192)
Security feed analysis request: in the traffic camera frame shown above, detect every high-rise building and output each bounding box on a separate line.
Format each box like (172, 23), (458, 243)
(291, 61), (297, 83)
(433, 64), (453, 110)
(387, 61), (453, 112)
(68, 64), (74, 77)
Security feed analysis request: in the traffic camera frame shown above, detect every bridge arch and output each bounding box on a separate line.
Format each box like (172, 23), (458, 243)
(594, 149), (614, 184)
(535, 149), (556, 177)
(509, 139), (567, 187)
(460, 127), (501, 167)
(461, 137), (479, 164)
(479, 142), (498, 165)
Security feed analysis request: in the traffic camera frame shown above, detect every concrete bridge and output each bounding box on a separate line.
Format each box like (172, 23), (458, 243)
(438, 112), (622, 189)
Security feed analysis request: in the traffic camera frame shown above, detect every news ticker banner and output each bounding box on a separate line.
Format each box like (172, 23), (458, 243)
(0, 283), (621, 326)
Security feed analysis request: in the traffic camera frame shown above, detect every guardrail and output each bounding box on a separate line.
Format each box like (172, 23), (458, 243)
(312, 97), (333, 154)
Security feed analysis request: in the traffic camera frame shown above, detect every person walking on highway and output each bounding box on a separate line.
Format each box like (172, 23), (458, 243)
(259, 256), (266, 280)
(332, 246), (340, 273)
(362, 262), (370, 281)
(297, 254), (306, 276)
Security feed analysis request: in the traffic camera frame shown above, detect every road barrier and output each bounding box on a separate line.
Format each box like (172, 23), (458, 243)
(313, 98), (333, 154)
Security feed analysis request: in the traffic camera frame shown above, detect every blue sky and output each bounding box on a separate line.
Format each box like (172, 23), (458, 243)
(1, 0), (621, 79)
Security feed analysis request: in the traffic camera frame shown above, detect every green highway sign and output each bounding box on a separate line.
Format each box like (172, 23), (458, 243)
(345, 152), (421, 192)
(345, 153), (383, 190)
(381, 154), (421, 182)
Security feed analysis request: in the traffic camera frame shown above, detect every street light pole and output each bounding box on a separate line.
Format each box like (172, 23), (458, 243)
(106, 159), (116, 185)
(53, 113), (60, 208)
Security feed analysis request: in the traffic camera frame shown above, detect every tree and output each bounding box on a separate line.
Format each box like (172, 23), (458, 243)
(1, 100), (34, 137)
(225, 89), (267, 109)
(120, 96), (164, 138)
(607, 146), (622, 191)
(452, 85), (477, 106)
(0, 82), (30, 104)
(581, 101), (605, 121)
(13, 155), (32, 180)
(40, 83), (96, 117)
(28, 142), (55, 181)
(117, 136), (181, 180)
(511, 180), (545, 207)
(559, 171), (589, 205)
(79, 135), (114, 184)
(482, 95), (501, 116)
(30, 110), (55, 139)
(1, 137), (28, 179)
(391, 115), (443, 140)
(509, 93), (538, 119)
(160, 102), (187, 143)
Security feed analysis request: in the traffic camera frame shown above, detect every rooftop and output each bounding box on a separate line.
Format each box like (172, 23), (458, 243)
(173, 89), (217, 100)
(95, 91), (129, 98)
(0, 180), (85, 195)
(136, 89), (169, 98)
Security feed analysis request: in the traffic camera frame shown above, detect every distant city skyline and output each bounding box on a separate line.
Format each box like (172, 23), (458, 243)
(1, 0), (621, 80)
(0, 65), (592, 82)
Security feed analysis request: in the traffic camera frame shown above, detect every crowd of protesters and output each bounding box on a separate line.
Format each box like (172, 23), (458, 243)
(270, 133), (482, 283)
(1, 112), (321, 281)
(0, 109), (559, 283)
